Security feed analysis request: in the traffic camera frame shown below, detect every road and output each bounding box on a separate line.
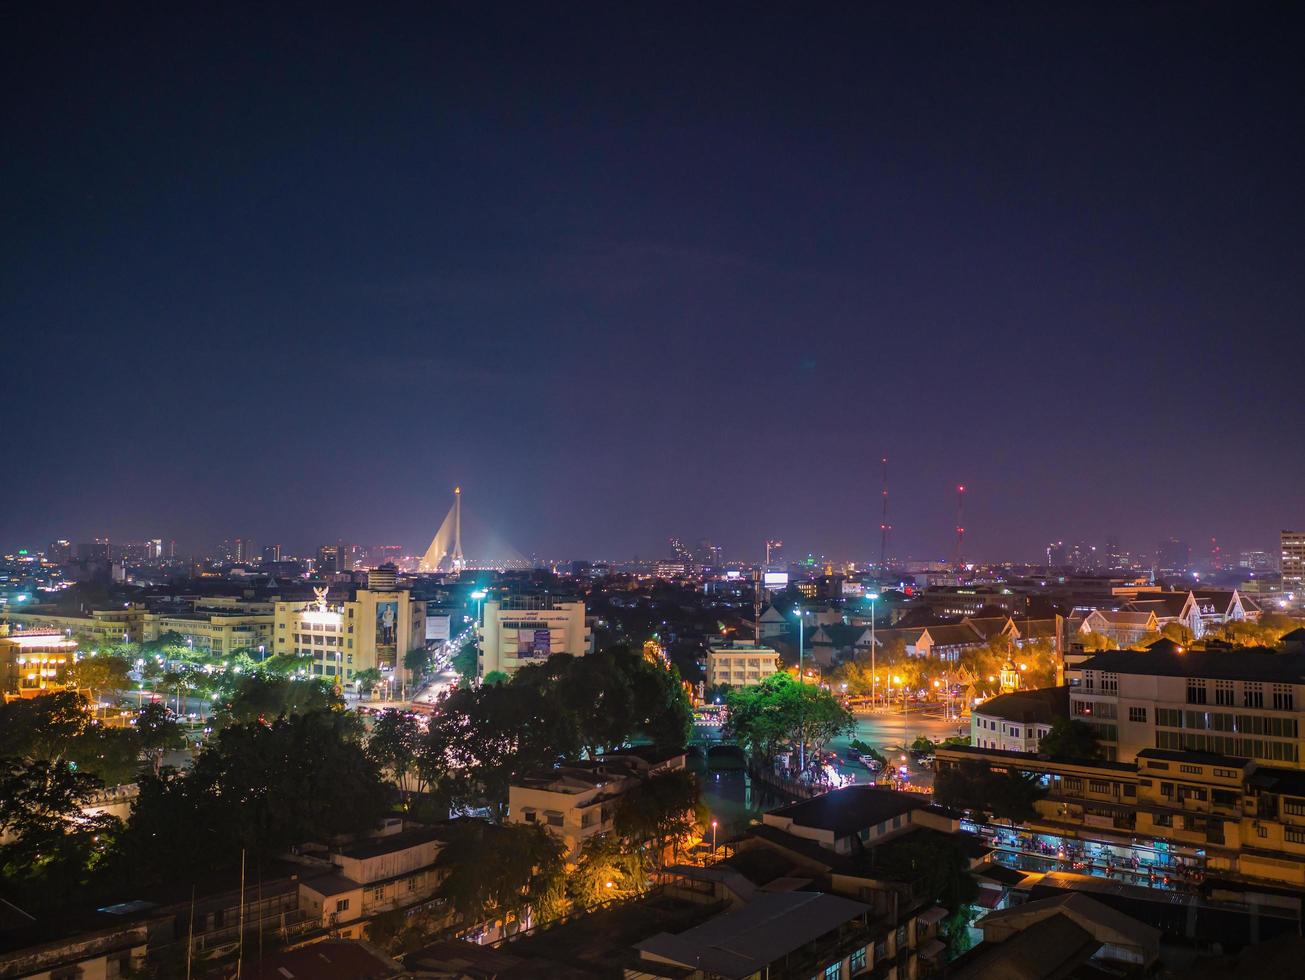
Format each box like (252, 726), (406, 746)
(827, 707), (969, 790)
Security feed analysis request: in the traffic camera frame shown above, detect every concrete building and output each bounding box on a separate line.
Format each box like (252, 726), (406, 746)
(298, 825), (450, 934)
(273, 582), (425, 688)
(1068, 648), (1304, 766)
(937, 741), (1305, 888)
(144, 602), (275, 657)
(3, 605), (147, 645)
(1282, 530), (1305, 603)
(1076, 609), (1158, 648)
(971, 686), (1068, 752)
(477, 595), (590, 679)
(706, 644), (781, 688)
(507, 748), (686, 858)
(0, 630), (77, 698)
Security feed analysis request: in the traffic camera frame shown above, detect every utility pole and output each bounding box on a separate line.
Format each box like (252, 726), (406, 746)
(954, 484), (967, 568)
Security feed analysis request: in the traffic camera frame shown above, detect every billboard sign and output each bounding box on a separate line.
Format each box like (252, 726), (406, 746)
(376, 601), (398, 649)
(517, 628), (552, 659)
(763, 571), (789, 591)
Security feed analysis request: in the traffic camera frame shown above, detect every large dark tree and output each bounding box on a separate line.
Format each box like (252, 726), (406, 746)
(212, 674), (343, 726)
(437, 820), (566, 928)
(108, 711), (387, 884)
(612, 769), (700, 870)
(0, 757), (119, 912)
(933, 760), (1046, 823)
(1037, 718), (1103, 761)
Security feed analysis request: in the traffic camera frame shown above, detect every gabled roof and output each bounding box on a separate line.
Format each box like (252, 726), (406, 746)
(973, 687), (1069, 726)
(919, 624), (987, 647)
(1077, 648), (1305, 682)
(765, 785), (933, 837)
(635, 891), (871, 979)
(1083, 609), (1156, 628)
(1124, 592), (1192, 618)
(978, 892), (1161, 953)
(962, 616), (1016, 641)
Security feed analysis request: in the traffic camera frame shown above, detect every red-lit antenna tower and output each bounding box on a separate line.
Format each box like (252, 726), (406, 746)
(954, 484), (966, 567)
(879, 457), (890, 570)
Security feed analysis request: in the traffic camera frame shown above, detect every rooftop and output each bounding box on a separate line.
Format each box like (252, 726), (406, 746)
(765, 785), (933, 838)
(334, 825), (450, 860)
(635, 890), (871, 978)
(1136, 747), (1251, 769)
(1076, 648), (1305, 683)
(974, 686), (1069, 725)
(244, 939), (401, 979)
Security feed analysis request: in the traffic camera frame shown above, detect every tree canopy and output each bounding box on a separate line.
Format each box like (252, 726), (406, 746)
(723, 674), (853, 764)
(1036, 717), (1103, 760)
(933, 760), (1046, 823)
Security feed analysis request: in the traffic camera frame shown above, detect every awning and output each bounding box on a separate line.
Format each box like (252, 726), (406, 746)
(917, 906), (949, 926)
(919, 938), (947, 960)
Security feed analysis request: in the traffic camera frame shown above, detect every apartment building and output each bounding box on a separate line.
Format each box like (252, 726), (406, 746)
(4, 604), (147, 644)
(507, 748), (686, 857)
(706, 644), (781, 688)
(0, 630), (77, 698)
(936, 742), (1305, 888)
(298, 825), (451, 935)
(1068, 649), (1303, 765)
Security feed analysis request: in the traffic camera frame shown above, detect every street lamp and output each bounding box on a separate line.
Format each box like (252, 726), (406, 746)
(711, 819), (718, 859)
(865, 593), (880, 707)
(792, 608), (808, 772)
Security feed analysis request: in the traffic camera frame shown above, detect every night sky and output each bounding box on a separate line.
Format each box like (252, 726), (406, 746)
(4, 3), (1303, 563)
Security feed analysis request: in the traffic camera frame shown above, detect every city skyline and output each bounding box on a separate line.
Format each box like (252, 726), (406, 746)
(4, 4), (1303, 563)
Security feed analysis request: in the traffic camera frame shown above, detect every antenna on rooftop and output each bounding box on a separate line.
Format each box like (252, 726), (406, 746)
(954, 484), (967, 568)
(879, 456), (890, 570)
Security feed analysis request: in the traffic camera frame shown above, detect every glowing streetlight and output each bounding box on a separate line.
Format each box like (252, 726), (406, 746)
(711, 819), (718, 857)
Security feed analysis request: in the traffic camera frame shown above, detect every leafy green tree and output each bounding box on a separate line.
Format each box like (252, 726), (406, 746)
(437, 820), (566, 929)
(213, 674), (343, 726)
(1036, 717), (1103, 760)
(0, 691), (93, 763)
(568, 835), (647, 908)
(612, 769), (699, 870)
(67, 654), (132, 715)
(109, 712), (387, 884)
(404, 646), (431, 677)
(1078, 631), (1118, 653)
(66, 725), (143, 786)
(367, 709), (435, 800)
(354, 667), (383, 695)
(482, 670), (510, 686)
(136, 703), (185, 775)
(0, 758), (119, 912)
(256, 652), (314, 678)
(933, 760), (1046, 823)
(724, 674), (853, 764)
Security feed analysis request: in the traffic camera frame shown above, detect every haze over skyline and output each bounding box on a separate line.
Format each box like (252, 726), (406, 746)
(4, 4), (1303, 562)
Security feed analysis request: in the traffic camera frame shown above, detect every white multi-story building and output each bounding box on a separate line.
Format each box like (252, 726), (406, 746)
(1282, 530), (1305, 604)
(706, 644), (782, 688)
(477, 595), (591, 679)
(970, 687), (1068, 753)
(1069, 649), (1304, 766)
(508, 749), (686, 857)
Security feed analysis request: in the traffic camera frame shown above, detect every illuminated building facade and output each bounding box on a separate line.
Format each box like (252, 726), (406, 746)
(1282, 530), (1305, 604)
(706, 644), (782, 688)
(274, 583), (425, 687)
(477, 595), (591, 679)
(0, 630), (77, 699)
(1069, 649), (1304, 766)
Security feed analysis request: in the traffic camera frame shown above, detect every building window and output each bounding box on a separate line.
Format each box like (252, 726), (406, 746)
(1089, 780), (1112, 795)
(336, 898), (350, 912)
(1258, 824), (1269, 839)
(850, 947), (867, 972)
(1283, 799), (1305, 816)
(1187, 679), (1207, 705)
(1101, 672), (1118, 693)
(824, 963), (842, 980)
(1129, 706), (1147, 723)
(1179, 764), (1202, 775)
(1273, 685), (1295, 711)
(1286, 827), (1305, 845)
(1245, 684), (1264, 708)
(1215, 681), (1234, 706)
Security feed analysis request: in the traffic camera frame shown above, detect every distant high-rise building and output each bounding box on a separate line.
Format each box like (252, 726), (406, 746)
(1046, 541), (1066, 569)
(316, 544), (340, 575)
(262, 544), (282, 563)
(147, 538), (163, 559)
(1156, 538), (1191, 578)
(369, 544), (404, 567)
(1239, 550), (1273, 573)
(1105, 536), (1126, 570)
(765, 539), (784, 567)
(46, 539), (72, 562)
(1281, 530), (1305, 599)
(1068, 542), (1097, 571)
(76, 540), (110, 562)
